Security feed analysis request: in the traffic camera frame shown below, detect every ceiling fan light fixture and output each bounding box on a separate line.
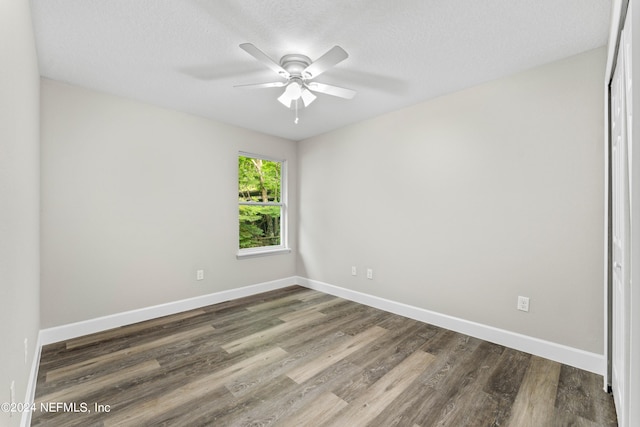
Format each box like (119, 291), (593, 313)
(277, 81), (305, 108)
(237, 43), (356, 110)
(300, 88), (316, 107)
(287, 81), (302, 99)
(277, 90), (293, 108)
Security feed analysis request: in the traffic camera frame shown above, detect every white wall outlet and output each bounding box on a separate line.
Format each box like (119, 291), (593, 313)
(517, 296), (530, 312)
(24, 338), (28, 364)
(196, 269), (204, 281)
(366, 268), (373, 280)
(351, 266), (357, 276)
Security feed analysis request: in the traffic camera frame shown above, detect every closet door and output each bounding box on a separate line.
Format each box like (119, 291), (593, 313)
(611, 17), (631, 427)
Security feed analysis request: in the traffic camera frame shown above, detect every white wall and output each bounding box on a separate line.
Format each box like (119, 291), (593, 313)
(40, 80), (297, 328)
(40, 45), (606, 357)
(0, 0), (41, 425)
(298, 48), (606, 354)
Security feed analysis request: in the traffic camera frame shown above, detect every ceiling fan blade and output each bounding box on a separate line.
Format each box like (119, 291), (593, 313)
(303, 46), (348, 79)
(307, 82), (356, 99)
(239, 43), (290, 78)
(234, 81), (288, 89)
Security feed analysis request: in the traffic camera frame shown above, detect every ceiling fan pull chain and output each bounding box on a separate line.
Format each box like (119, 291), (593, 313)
(294, 99), (299, 124)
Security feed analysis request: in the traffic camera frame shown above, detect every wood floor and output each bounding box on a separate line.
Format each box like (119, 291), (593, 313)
(32, 286), (617, 426)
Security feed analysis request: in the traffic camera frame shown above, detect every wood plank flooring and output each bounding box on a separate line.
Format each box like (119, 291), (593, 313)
(32, 286), (618, 426)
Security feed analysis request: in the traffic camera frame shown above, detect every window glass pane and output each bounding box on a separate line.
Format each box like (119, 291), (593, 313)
(238, 156), (281, 203)
(239, 205), (281, 249)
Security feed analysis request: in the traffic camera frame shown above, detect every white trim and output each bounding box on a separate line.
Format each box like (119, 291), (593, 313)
(237, 152), (289, 258)
(628, 2), (640, 425)
(606, 0), (627, 82)
(32, 273), (605, 408)
(20, 334), (43, 427)
(604, 39), (613, 392)
(238, 151), (285, 163)
(239, 201), (283, 207)
(296, 276), (605, 375)
(236, 247), (292, 259)
(39, 277), (297, 345)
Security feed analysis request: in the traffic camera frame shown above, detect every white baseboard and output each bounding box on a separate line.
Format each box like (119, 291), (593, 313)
(21, 333), (42, 427)
(20, 275), (606, 424)
(34, 274), (604, 377)
(296, 276), (605, 375)
(39, 277), (298, 345)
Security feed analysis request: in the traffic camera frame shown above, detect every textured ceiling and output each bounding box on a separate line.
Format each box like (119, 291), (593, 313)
(31, 0), (611, 141)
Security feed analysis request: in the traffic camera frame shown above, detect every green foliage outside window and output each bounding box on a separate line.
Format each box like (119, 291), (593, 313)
(238, 156), (282, 249)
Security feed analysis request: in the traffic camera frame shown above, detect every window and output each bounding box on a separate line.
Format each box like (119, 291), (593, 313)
(237, 153), (289, 257)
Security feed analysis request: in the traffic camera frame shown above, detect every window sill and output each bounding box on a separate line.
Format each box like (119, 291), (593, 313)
(236, 247), (292, 259)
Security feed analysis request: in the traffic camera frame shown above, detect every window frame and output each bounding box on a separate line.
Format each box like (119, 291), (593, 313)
(236, 151), (290, 259)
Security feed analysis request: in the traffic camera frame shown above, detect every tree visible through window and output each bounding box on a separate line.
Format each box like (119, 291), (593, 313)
(238, 154), (284, 250)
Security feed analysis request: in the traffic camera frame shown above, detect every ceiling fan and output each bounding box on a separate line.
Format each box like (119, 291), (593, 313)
(235, 43), (356, 111)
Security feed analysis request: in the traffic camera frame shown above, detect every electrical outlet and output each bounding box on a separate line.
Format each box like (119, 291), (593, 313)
(196, 270), (204, 281)
(517, 296), (530, 312)
(351, 266), (357, 276)
(366, 268), (373, 280)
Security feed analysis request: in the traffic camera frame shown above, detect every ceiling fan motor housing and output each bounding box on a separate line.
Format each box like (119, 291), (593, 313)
(280, 54), (312, 78)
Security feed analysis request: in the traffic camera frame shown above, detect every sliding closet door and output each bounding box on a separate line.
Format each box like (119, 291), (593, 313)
(610, 14), (631, 427)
